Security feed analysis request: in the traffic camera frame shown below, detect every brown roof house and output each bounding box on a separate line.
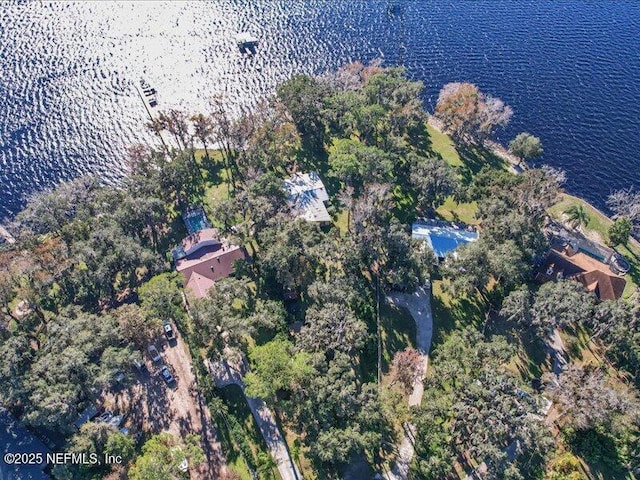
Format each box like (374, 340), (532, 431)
(538, 244), (626, 301)
(172, 228), (248, 299)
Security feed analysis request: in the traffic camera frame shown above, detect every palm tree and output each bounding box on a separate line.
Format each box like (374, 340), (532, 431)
(564, 204), (589, 230)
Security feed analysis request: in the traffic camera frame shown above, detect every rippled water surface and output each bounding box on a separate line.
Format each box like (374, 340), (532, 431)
(1, 0), (639, 219)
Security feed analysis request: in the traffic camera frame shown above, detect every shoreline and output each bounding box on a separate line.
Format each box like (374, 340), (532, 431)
(427, 116), (527, 173)
(426, 116), (640, 249)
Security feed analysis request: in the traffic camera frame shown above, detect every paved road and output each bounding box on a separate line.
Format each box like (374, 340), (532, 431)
(384, 282), (433, 480)
(546, 329), (569, 376)
(208, 358), (303, 480)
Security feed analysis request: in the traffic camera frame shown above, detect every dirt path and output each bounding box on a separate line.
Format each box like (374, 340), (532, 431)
(162, 334), (228, 478)
(384, 282), (433, 480)
(106, 332), (228, 479)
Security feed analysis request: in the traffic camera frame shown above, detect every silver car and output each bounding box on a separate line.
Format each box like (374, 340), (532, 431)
(147, 345), (161, 362)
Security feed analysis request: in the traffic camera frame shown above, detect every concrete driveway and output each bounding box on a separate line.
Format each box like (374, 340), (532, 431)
(384, 282), (433, 480)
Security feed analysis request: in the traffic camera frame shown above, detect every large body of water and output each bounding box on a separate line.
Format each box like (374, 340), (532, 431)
(1, 1), (639, 219)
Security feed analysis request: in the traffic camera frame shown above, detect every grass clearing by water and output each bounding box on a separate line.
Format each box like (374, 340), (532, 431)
(548, 193), (639, 298)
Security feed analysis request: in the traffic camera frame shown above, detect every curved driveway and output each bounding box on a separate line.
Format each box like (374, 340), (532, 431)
(384, 281), (433, 480)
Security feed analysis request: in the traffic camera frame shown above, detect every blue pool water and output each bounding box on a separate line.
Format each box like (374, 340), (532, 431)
(183, 210), (210, 235)
(1, 1), (639, 219)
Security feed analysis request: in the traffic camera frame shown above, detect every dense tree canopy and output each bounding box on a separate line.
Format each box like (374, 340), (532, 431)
(128, 433), (205, 480)
(412, 329), (553, 479)
(609, 217), (632, 246)
(4, 60), (638, 479)
(0, 307), (136, 432)
(546, 365), (637, 431)
(607, 188), (640, 237)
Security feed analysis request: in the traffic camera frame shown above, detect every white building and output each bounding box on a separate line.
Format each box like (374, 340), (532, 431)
(284, 172), (331, 223)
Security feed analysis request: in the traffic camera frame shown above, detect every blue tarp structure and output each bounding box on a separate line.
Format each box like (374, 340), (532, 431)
(412, 220), (479, 258)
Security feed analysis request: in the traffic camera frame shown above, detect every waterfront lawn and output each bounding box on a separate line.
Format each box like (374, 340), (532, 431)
(427, 123), (463, 168)
(427, 123), (506, 182)
(547, 194), (612, 244)
(548, 193), (640, 298)
(194, 149), (232, 203)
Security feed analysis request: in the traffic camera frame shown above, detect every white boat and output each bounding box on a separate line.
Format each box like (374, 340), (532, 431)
(235, 32), (259, 48)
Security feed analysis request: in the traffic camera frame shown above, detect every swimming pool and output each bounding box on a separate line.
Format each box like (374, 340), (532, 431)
(183, 208), (210, 234)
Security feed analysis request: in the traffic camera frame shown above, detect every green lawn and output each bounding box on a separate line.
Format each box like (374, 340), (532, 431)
(427, 123), (463, 168)
(218, 385), (282, 480)
(547, 194), (613, 244)
(333, 209), (350, 236)
(360, 299), (417, 384)
(430, 279), (486, 349)
(427, 123), (506, 225)
(548, 193), (639, 298)
(380, 301), (417, 370)
(436, 196), (479, 225)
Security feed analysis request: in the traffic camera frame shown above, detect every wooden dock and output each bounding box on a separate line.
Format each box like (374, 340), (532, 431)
(133, 82), (175, 154)
(0, 224), (16, 244)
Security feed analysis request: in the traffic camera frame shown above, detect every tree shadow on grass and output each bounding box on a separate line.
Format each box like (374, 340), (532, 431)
(200, 153), (225, 187)
(453, 143), (507, 186)
(458, 144), (505, 173)
(617, 245), (640, 294)
(156, 214), (188, 257)
(485, 315), (547, 380)
(217, 384), (274, 474)
(566, 428), (630, 480)
(518, 335), (547, 380)
(380, 302), (417, 373)
(411, 122), (433, 154)
(430, 286), (486, 350)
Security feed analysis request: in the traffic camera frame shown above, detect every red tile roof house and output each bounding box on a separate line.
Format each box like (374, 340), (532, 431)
(172, 228), (248, 299)
(537, 244), (627, 301)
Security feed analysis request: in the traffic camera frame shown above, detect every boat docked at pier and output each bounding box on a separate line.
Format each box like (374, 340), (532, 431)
(235, 32), (259, 53)
(139, 78), (157, 107)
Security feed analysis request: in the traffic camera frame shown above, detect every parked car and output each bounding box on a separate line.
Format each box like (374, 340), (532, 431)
(160, 365), (175, 386)
(163, 320), (175, 341)
(107, 415), (124, 428)
(97, 410), (113, 423)
(132, 358), (147, 373)
(147, 345), (161, 362)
